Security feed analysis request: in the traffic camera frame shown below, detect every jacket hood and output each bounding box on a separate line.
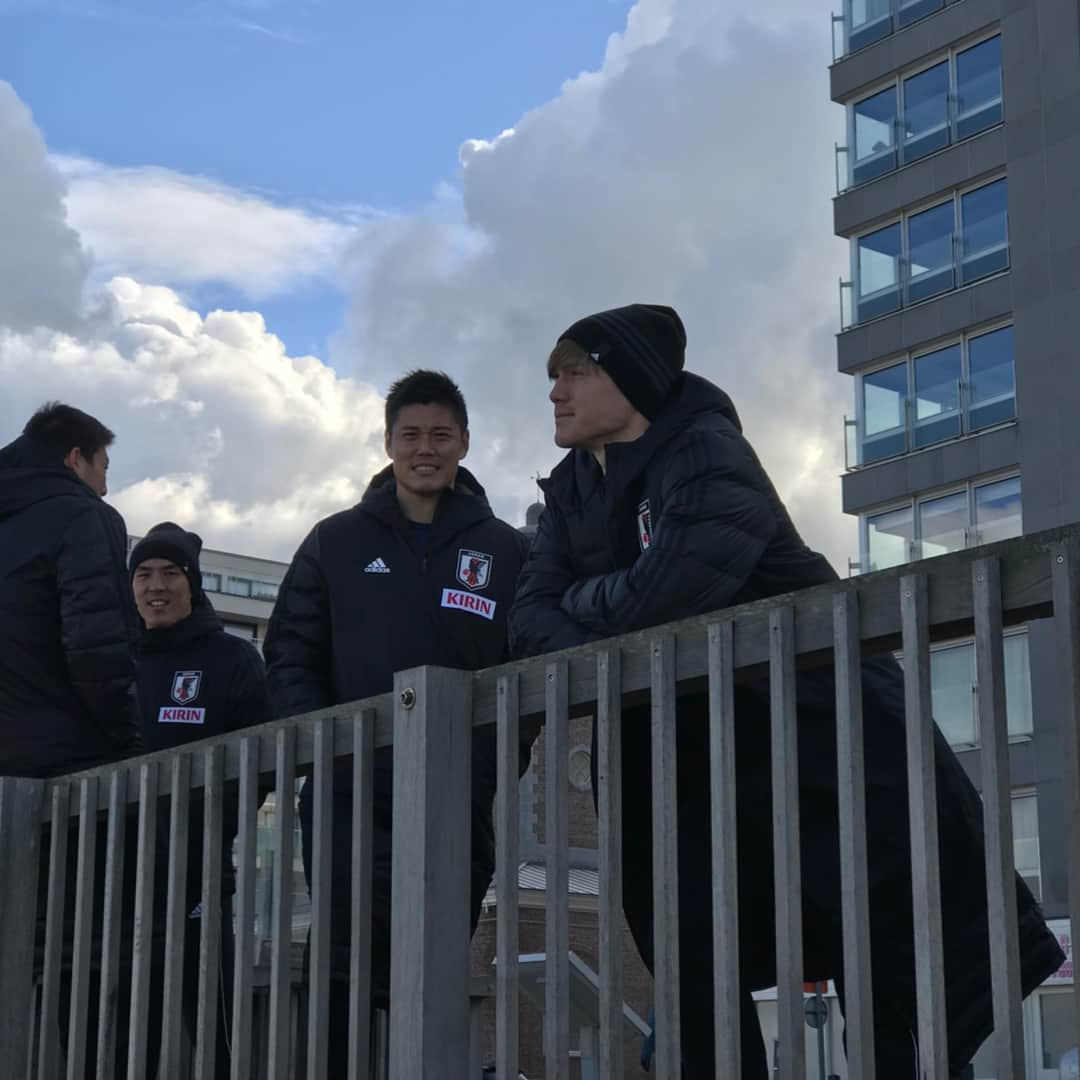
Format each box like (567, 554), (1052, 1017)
(0, 434), (98, 522)
(137, 591), (223, 653)
(543, 372), (743, 507)
(358, 464), (494, 531)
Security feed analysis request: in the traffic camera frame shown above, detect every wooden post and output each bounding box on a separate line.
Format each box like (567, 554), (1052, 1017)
(388, 666), (473, 1079)
(0, 777), (44, 1071)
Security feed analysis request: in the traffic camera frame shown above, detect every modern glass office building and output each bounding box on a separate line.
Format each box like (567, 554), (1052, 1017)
(831, 1), (1080, 1073)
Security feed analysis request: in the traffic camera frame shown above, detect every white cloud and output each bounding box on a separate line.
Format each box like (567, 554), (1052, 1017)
(55, 155), (369, 300)
(0, 83), (89, 332)
(335, 0), (857, 566)
(0, 277), (387, 558)
(0, 0), (858, 568)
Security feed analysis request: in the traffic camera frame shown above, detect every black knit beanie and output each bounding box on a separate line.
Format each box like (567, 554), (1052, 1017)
(557, 303), (687, 420)
(129, 521), (203, 600)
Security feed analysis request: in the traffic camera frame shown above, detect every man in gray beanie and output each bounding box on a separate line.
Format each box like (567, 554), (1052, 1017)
(509, 304), (1063, 1078)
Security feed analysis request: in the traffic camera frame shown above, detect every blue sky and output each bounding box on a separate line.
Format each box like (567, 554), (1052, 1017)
(1, 0), (635, 356)
(0, 0), (852, 562)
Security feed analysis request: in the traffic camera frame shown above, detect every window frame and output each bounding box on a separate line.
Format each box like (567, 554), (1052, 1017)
(853, 320), (1016, 467)
(843, 30), (1003, 190)
(849, 174), (1009, 326)
(857, 468), (1022, 571)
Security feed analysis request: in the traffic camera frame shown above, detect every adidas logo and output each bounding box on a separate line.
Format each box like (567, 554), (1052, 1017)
(363, 557), (391, 574)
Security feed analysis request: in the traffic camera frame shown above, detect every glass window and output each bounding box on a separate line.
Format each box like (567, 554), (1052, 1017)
(956, 37), (1003, 140)
(853, 87), (898, 185)
(850, 0), (892, 52)
(902, 61), (950, 163)
(1012, 794), (1041, 902)
(866, 506), (913, 571)
(251, 580), (279, 601)
(1039, 992), (1076, 1069)
(224, 576), (252, 597)
(897, 0), (943, 29)
(906, 200), (956, 304)
(968, 326), (1016, 431)
(912, 345), (962, 448)
(857, 223), (902, 322)
(961, 179), (1009, 283)
(931, 643), (976, 745)
(861, 362), (908, 464)
(202, 571), (222, 593)
(918, 490), (968, 558)
(1004, 632), (1033, 737)
(973, 476), (1022, 545)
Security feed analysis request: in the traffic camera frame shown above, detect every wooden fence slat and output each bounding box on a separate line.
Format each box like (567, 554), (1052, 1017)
(96, 769), (128, 1079)
(231, 736), (258, 1080)
(495, 673), (521, 1080)
(900, 573), (949, 1078)
(195, 744), (225, 1080)
(974, 557), (1025, 1076)
(38, 782), (71, 1080)
(597, 649), (624, 1080)
(126, 763), (159, 1080)
(268, 729), (296, 1080)
(769, 607), (804, 1080)
(159, 755), (191, 1078)
(1051, 538), (1080, 1058)
(708, 621), (741, 1078)
(833, 590), (876, 1079)
(651, 634), (681, 1080)
(307, 717), (335, 1080)
(544, 659), (569, 1080)
(348, 711), (375, 1080)
(65, 776), (99, 1080)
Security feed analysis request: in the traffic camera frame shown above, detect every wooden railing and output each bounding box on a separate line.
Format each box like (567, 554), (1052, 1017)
(2, 525), (1080, 1078)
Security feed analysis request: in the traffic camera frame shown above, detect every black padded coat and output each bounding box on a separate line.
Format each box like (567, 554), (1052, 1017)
(0, 434), (140, 777)
(509, 372), (1064, 1073)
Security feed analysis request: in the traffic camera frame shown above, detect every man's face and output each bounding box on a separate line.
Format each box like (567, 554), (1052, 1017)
(65, 447), (109, 497)
(549, 357), (642, 452)
(385, 402), (469, 498)
(133, 559), (193, 629)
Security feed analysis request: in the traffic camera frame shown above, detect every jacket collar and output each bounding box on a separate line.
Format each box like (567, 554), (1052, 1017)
(358, 464), (494, 535)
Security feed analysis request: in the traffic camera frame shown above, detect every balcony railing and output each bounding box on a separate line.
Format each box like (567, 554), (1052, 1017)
(3, 525), (1080, 1077)
(832, 0), (946, 62)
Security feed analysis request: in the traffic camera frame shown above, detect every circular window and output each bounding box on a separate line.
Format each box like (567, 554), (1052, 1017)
(568, 745), (593, 791)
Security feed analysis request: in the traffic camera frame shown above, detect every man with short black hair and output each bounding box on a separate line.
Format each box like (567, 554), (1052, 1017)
(0, 401), (139, 776)
(265, 369), (531, 1070)
(509, 304), (1065, 1079)
(129, 521), (270, 1079)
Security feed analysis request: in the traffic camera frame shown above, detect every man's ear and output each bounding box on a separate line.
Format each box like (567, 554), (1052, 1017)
(459, 428), (470, 461)
(383, 428), (392, 456)
(63, 447), (83, 473)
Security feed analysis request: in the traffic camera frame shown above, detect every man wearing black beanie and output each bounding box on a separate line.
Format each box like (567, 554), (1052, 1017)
(509, 304), (1063, 1078)
(128, 521), (270, 1079)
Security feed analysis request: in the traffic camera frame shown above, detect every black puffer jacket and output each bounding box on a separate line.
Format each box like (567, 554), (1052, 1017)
(265, 466), (530, 991)
(0, 434), (140, 777)
(509, 373), (1064, 1072)
(265, 464), (531, 780)
(136, 597), (270, 905)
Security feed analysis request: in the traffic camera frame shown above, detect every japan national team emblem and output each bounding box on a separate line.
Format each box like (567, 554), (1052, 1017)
(456, 549), (493, 591)
(637, 499), (653, 552)
(171, 671), (202, 705)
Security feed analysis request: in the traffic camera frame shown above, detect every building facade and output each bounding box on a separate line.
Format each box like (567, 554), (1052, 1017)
(832, 1), (1080, 1075)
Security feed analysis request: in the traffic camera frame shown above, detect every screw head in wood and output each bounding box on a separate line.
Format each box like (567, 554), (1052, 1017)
(399, 687), (416, 709)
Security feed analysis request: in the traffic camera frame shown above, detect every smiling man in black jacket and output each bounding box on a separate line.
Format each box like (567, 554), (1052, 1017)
(508, 304), (1064, 1079)
(130, 521), (270, 1079)
(264, 370), (530, 1070)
